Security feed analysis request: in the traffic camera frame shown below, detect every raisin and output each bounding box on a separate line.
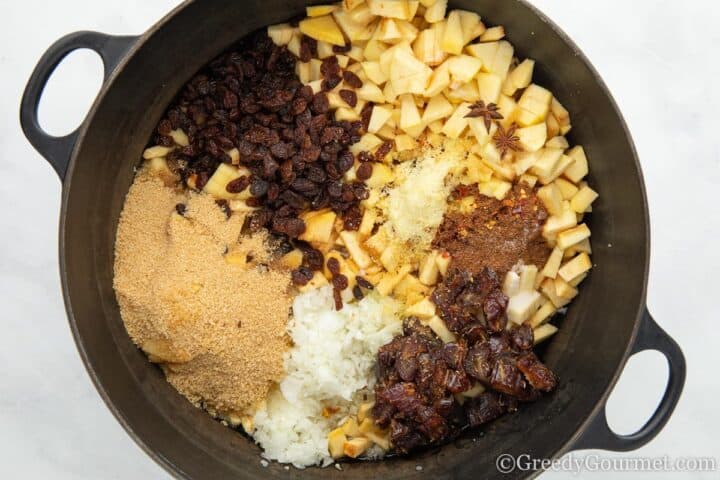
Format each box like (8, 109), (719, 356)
(333, 287), (343, 310)
(311, 92), (330, 114)
(226, 176), (249, 193)
(175, 203), (186, 216)
(332, 274), (349, 290)
(375, 140), (393, 161)
(342, 70), (363, 88)
(356, 162), (373, 181)
(339, 89), (358, 108)
(352, 285), (364, 300)
(215, 199), (231, 218)
(356, 276), (373, 290)
(291, 267), (313, 286)
(326, 257), (341, 276)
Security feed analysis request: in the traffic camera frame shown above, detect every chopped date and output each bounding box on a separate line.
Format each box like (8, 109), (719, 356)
(374, 267), (558, 453)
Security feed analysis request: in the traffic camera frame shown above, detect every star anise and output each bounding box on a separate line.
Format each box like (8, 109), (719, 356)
(465, 101), (504, 130)
(493, 123), (523, 157)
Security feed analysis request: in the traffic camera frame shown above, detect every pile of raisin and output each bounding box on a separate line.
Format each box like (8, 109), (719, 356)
(153, 30), (370, 239)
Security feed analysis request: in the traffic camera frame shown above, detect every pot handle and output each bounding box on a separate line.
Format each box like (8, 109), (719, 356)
(20, 31), (137, 180)
(571, 309), (686, 451)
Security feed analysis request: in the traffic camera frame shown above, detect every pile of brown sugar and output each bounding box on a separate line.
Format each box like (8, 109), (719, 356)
(113, 168), (292, 417)
(433, 183), (551, 277)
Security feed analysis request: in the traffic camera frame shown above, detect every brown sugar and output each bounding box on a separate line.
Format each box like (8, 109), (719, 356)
(433, 184), (552, 277)
(113, 169), (292, 416)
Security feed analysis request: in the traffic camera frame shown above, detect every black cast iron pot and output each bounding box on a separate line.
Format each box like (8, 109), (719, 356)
(20, 1), (686, 478)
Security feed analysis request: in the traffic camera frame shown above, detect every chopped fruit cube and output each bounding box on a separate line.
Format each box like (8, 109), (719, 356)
(400, 94), (423, 131)
(418, 251), (440, 285)
(368, 105), (393, 133)
(299, 271), (330, 293)
(368, 0), (411, 19)
(458, 9), (485, 44)
(537, 183), (563, 216)
(541, 246), (564, 279)
(441, 102), (472, 138)
(507, 290), (542, 324)
(365, 430), (391, 450)
(545, 135), (569, 149)
(543, 206), (578, 236)
(299, 15), (346, 46)
(267, 23), (296, 46)
(395, 134), (417, 151)
(405, 297), (436, 318)
(307, 4), (337, 17)
(376, 265), (412, 296)
(340, 231), (373, 269)
(564, 146), (589, 183)
(203, 164), (251, 200)
(531, 148), (563, 179)
(479, 25), (505, 42)
(279, 249), (303, 270)
(476, 72), (502, 104)
(519, 265), (538, 291)
(427, 315), (457, 343)
(533, 324), (558, 345)
(142, 145), (172, 159)
(517, 84), (552, 126)
(328, 428), (348, 459)
(333, 10), (376, 42)
(558, 252), (592, 283)
(556, 223), (591, 250)
(424, 61), (451, 97)
(570, 185), (598, 213)
(424, 0), (447, 23)
(554, 178), (579, 199)
(554, 276), (578, 300)
(341, 417), (362, 437)
(362, 61), (388, 84)
(350, 132), (384, 155)
(440, 10), (464, 54)
(413, 27), (446, 66)
(358, 402), (375, 423)
(538, 153), (574, 185)
(435, 251), (451, 276)
(447, 54), (483, 83)
(540, 278), (571, 308)
(516, 123), (547, 152)
(529, 300), (556, 328)
(421, 93), (453, 124)
(299, 210), (337, 245)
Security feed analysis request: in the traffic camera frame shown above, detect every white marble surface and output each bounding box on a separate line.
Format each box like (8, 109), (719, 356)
(1, 1), (718, 478)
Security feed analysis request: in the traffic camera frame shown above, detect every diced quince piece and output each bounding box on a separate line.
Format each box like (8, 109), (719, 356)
(447, 81), (480, 103)
(540, 278), (571, 308)
(570, 185), (598, 213)
(558, 252), (592, 283)
(419, 251), (440, 285)
(555, 178), (579, 199)
(368, 105), (393, 133)
(335, 107), (360, 122)
(551, 97), (571, 126)
(396, 19), (419, 43)
(479, 25), (505, 42)
(441, 10), (464, 54)
(377, 18), (403, 42)
(531, 148), (563, 178)
(296, 61), (311, 84)
(364, 229), (389, 256)
(365, 430), (391, 450)
(143, 145), (172, 159)
(422, 93), (453, 125)
(529, 300), (556, 328)
(393, 274), (429, 305)
(533, 324), (558, 345)
(400, 94), (422, 132)
(424, 0), (447, 23)
(495, 94), (518, 127)
(365, 162), (394, 189)
(299, 15), (346, 46)
(341, 417), (362, 437)
(350, 132), (384, 155)
(441, 102), (472, 138)
(395, 134), (417, 151)
(541, 246), (563, 279)
(503, 270), (520, 297)
(316, 40), (335, 59)
(537, 183), (563, 216)
(405, 297), (436, 319)
(333, 10), (376, 42)
(363, 38), (388, 61)
(362, 61), (388, 84)
(279, 249), (303, 270)
(204, 164), (251, 200)
(299, 271), (330, 292)
(538, 153), (574, 185)
(516, 123), (547, 152)
(509, 59), (535, 91)
(358, 208), (377, 238)
(517, 84), (552, 126)
(507, 290), (542, 324)
(465, 153), (494, 183)
(376, 265), (412, 296)
(328, 428), (348, 459)
(345, 0), (369, 14)
(340, 231), (373, 269)
(368, 0), (410, 19)
(476, 72), (502, 104)
(543, 206), (578, 237)
(267, 23), (296, 46)
(380, 244), (401, 271)
(307, 4), (338, 17)
(556, 223), (591, 250)
(435, 251), (451, 276)
(519, 265), (538, 291)
(466, 118), (491, 145)
(299, 210), (337, 244)
(413, 27), (445, 66)
(554, 276), (578, 300)
(447, 54), (483, 83)
(389, 46), (433, 95)
(458, 10), (485, 44)
(358, 402), (375, 423)
(146, 157), (175, 185)
(286, 34), (301, 57)
(427, 315), (457, 343)
(564, 146), (589, 183)
(424, 61), (451, 97)
(545, 135), (569, 149)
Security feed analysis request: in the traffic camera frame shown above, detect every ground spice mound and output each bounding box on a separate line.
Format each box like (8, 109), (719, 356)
(113, 169), (292, 416)
(433, 184), (551, 276)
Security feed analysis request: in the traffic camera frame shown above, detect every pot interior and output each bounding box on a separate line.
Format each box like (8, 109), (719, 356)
(61, 0), (648, 478)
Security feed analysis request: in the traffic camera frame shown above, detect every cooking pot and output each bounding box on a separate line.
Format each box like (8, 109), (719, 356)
(20, 0), (686, 478)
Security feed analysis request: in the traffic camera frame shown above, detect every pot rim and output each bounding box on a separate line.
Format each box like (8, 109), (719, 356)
(56, 1), (651, 478)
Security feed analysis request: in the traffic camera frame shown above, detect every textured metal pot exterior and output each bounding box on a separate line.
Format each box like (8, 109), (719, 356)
(20, 1), (685, 478)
